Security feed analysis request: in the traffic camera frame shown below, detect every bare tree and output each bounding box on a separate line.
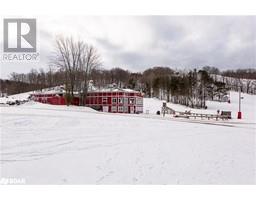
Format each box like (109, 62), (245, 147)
(54, 36), (100, 105)
(78, 45), (101, 105)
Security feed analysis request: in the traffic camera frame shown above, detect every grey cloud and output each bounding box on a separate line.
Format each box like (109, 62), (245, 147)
(96, 38), (121, 51)
(1, 16), (255, 79)
(97, 16), (255, 71)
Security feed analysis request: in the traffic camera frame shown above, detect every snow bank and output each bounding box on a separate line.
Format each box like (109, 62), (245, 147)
(0, 92), (31, 105)
(0, 97), (9, 104)
(8, 92), (32, 101)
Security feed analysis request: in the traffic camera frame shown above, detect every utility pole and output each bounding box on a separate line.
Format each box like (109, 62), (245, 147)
(237, 86), (242, 119)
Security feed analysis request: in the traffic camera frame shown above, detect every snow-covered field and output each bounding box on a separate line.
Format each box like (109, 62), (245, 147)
(0, 92), (255, 184)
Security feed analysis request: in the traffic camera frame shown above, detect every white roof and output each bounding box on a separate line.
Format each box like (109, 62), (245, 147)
(33, 85), (140, 95)
(89, 87), (140, 93)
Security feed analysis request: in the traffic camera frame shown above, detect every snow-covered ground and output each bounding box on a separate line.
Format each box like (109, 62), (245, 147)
(0, 93), (29, 104)
(144, 91), (256, 123)
(0, 91), (255, 184)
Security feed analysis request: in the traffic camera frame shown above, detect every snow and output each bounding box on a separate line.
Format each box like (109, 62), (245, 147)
(144, 91), (256, 123)
(211, 74), (256, 94)
(0, 92), (31, 104)
(0, 91), (255, 184)
(0, 97), (9, 104)
(6, 92), (32, 101)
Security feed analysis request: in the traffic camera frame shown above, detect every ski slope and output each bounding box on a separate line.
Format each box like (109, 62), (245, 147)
(0, 91), (255, 184)
(144, 91), (256, 123)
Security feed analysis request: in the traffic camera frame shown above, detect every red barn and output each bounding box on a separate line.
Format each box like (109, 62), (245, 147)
(31, 87), (143, 114)
(86, 88), (143, 113)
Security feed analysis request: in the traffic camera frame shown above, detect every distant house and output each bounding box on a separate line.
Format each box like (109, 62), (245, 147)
(31, 86), (143, 114)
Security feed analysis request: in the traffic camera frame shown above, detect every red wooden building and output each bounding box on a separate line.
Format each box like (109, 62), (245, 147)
(31, 87), (143, 114)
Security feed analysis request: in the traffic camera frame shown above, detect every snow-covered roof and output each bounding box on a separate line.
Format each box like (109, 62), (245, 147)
(32, 86), (66, 95)
(32, 85), (141, 95)
(89, 87), (140, 93)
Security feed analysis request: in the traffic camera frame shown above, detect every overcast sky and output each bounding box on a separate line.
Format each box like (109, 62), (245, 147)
(1, 16), (255, 78)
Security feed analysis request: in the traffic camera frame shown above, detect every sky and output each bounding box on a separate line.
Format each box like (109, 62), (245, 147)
(0, 16), (255, 79)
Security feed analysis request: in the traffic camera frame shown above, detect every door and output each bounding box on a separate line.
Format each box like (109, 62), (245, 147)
(102, 106), (109, 112)
(130, 106), (134, 114)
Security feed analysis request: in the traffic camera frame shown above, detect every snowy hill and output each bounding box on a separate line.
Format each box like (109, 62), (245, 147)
(0, 91), (255, 184)
(144, 91), (256, 123)
(211, 74), (256, 95)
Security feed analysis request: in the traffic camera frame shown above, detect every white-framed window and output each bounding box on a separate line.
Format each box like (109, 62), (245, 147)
(118, 98), (123, 104)
(136, 97), (143, 105)
(136, 106), (143, 112)
(112, 98), (117, 104)
(124, 97), (128, 104)
(111, 106), (117, 112)
(118, 106), (123, 112)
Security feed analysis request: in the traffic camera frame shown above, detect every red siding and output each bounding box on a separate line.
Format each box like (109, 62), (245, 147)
(32, 91), (143, 113)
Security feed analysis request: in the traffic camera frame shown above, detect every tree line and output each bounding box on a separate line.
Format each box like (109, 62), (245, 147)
(2, 65), (247, 108)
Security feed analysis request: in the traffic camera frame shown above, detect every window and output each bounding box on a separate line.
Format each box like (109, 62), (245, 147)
(124, 97), (128, 104)
(118, 106), (123, 112)
(102, 106), (109, 112)
(102, 97), (108, 104)
(118, 98), (123, 104)
(111, 106), (117, 112)
(136, 106), (143, 112)
(136, 97), (143, 105)
(112, 98), (117, 104)
(124, 106), (128, 113)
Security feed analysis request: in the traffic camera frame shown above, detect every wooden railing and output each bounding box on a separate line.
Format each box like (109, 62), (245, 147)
(173, 111), (230, 120)
(162, 105), (231, 120)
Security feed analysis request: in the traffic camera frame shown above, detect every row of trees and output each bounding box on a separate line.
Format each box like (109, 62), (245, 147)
(4, 65), (255, 108)
(7, 68), (65, 92)
(222, 68), (256, 80)
(140, 67), (229, 108)
(4, 65), (230, 108)
(201, 66), (256, 80)
(0, 79), (42, 95)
